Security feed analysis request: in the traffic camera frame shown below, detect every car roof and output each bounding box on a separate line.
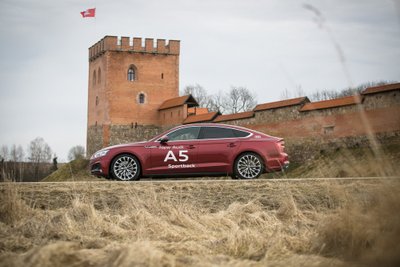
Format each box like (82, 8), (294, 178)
(176, 123), (258, 133)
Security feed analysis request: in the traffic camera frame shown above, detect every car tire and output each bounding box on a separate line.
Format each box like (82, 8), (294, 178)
(110, 154), (141, 181)
(234, 152), (264, 179)
(230, 175), (239, 180)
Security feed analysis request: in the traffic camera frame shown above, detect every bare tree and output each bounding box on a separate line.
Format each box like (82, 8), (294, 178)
(280, 88), (291, 100)
(310, 81), (393, 101)
(1, 145), (9, 161)
(10, 144), (24, 162)
(0, 145), (7, 181)
(9, 144), (25, 181)
(206, 91), (227, 113)
(280, 85), (306, 100)
(181, 84), (257, 114)
(224, 86), (257, 114)
(28, 137), (52, 181)
(311, 89), (339, 101)
(181, 84), (210, 108)
(68, 145), (86, 161)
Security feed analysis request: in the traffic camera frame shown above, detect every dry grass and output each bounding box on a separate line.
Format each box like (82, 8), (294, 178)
(0, 178), (399, 267)
(280, 141), (400, 179)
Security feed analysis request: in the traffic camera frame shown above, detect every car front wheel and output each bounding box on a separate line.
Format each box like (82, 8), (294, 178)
(234, 153), (264, 179)
(110, 154), (141, 181)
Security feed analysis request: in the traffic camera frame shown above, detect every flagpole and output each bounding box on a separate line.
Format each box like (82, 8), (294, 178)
(94, 0), (98, 38)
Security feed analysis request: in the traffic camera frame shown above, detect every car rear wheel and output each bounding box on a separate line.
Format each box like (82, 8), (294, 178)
(110, 154), (140, 181)
(234, 153), (264, 179)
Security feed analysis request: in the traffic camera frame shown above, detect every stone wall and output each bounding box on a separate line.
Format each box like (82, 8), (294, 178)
(87, 124), (164, 156)
(109, 124), (163, 146)
(87, 125), (104, 156)
(215, 87), (400, 163)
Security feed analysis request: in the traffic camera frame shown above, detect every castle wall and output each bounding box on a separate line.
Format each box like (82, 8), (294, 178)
(159, 105), (187, 126)
(254, 105), (303, 123)
(222, 90), (400, 163)
(362, 90), (400, 110)
(87, 125), (104, 155)
(109, 125), (163, 146)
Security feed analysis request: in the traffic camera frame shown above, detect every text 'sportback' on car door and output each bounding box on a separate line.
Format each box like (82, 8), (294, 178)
(147, 126), (200, 175)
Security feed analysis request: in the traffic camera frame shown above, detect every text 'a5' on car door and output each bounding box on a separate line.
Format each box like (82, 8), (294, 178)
(147, 126), (200, 175)
(196, 126), (241, 173)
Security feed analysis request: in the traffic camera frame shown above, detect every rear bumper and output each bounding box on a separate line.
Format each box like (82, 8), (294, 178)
(265, 154), (289, 172)
(282, 160), (290, 170)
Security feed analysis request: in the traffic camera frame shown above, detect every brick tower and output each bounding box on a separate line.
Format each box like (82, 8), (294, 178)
(86, 36), (180, 155)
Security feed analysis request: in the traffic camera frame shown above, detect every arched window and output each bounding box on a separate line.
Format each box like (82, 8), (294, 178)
(139, 93), (145, 104)
(96, 96), (99, 106)
(97, 68), (101, 84)
(93, 70), (96, 86)
(127, 65), (137, 81)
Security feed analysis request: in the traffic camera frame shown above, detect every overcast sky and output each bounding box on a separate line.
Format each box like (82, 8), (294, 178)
(0, 0), (399, 162)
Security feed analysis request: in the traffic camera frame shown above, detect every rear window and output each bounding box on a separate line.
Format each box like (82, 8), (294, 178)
(232, 129), (251, 137)
(199, 127), (235, 139)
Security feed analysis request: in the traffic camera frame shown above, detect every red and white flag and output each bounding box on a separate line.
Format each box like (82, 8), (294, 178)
(80, 8), (96, 18)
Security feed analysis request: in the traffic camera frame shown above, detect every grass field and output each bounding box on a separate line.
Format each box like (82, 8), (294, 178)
(1, 178), (400, 267)
(1, 139), (400, 266)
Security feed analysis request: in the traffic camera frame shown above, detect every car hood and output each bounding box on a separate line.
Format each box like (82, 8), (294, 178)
(103, 141), (149, 150)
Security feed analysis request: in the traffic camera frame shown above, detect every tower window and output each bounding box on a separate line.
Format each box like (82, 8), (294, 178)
(161, 73), (164, 79)
(127, 65), (137, 81)
(138, 93), (145, 104)
(96, 96), (99, 106)
(93, 70), (96, 86)
(98, 68), (101, 84)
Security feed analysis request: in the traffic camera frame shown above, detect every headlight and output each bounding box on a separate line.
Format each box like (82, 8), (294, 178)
(90, 149), (109, 159)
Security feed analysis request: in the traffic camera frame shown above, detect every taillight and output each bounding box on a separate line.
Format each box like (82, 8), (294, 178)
(277, 140), (285, 153)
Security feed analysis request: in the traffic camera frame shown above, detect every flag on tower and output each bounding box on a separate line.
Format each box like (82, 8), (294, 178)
(80, 8), (96, 18)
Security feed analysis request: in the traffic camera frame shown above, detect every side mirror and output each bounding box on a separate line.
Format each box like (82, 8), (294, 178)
(159, 135), (169, 143)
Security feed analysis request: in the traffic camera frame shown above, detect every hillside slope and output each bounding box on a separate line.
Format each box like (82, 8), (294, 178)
(281, 142), (400, 178)
(41, 159), (100, 182)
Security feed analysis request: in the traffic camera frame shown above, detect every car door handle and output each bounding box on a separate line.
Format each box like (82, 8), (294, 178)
(227, 143), (236, 148)
(188, 145), (196, 149)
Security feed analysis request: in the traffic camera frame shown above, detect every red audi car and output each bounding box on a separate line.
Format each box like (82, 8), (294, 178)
(89, 123), (289, 180)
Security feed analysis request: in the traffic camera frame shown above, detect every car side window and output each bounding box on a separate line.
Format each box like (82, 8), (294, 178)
(232, 129), (251, 137)
(167, 127), (200, 141)
(199, 127), (235, 139)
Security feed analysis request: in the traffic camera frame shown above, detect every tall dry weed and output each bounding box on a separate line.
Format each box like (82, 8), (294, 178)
(313, 182), (400, 266)
(0, 184), (33, 225)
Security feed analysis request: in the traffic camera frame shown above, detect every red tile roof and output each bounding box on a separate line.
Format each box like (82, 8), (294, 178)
(361, 83), (400, 95)
(213, 111), (254, 122)
(300, 95), (361, 112)
(158, 95), (198, 110)
(183, 112), (220, 124)
(253, 97), (309, 111)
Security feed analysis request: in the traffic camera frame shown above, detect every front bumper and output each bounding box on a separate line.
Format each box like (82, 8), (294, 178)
(89, 161), (107, 178)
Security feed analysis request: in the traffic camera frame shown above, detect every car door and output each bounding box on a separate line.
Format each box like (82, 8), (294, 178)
(147, 126), (200, 175)
(196, 126), (240, 173)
